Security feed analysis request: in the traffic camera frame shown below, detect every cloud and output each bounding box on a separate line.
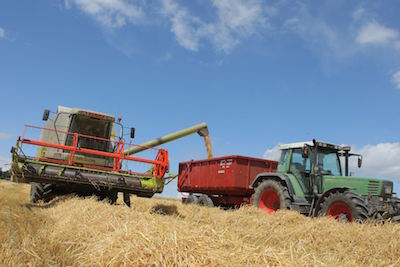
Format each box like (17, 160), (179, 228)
(393, 69), (400, 89)
(67, 0), (145, 29)
(356, 21), (399, 45)
(0, 27), (4, 38)
(263, 142), (400, 181)
(353, 143), (400, 181)
(160, 0), (267, 53)
(283, 4), (353, 61)
(0, 132), (11, 140)
(263, 144), (281, 161)
(0, 155), (11, 169)
(160, 0), (202, 51)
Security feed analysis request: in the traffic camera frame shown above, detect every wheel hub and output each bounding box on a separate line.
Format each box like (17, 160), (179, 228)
(258, 189), (280, 214)
(328, 201), (353, 222)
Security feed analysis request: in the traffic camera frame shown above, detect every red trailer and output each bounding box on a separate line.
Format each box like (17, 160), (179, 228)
(178, 155), (278, 207)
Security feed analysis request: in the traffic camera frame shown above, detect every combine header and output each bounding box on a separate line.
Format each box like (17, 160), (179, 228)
(11, 106), (211, 206)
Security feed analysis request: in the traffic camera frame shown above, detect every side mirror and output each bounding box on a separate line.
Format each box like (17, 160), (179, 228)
(302, 146), (309, 158)
(358, 157), (362, 168)
(130, 128), (135, 139)
(42, 109), (50, 121)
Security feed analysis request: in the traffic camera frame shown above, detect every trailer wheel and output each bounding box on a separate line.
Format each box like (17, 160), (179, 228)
(318, 191), (370, 222)
(183, 194), (198, 205)
(252, 180), (291, 214)
(30, 182), (55, 203)
(198, 195), (214, 207)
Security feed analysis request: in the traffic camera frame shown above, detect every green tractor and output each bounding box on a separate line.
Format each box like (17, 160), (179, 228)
(252, 140), (400, 222)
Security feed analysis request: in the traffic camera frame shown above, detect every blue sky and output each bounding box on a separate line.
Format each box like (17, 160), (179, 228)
(1, 0), (400, 197)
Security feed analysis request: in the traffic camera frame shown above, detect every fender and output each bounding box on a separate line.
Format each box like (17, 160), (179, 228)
(250, 172), (296, 196)
(313, 187), (350, 216)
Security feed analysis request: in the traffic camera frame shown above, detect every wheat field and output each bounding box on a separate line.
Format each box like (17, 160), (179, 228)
(1, 180), (400, 266)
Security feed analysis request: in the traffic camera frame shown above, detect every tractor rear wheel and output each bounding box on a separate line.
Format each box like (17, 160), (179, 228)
(30, 182), (55, 203)
(183, 194), (199, 205)
(252, 180), (291, 214)
(318, 191), (370, 222)
(198, 195), (214, 207)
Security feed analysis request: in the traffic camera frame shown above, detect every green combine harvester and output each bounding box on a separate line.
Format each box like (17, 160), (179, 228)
(10, 106), (211, 206)
(251, 140), (400, 222)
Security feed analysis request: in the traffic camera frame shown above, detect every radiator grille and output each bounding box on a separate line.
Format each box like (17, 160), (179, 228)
(367, 181), (380, 195)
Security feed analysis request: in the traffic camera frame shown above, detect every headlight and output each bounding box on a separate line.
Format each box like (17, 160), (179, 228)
(383, 183), (393, 195)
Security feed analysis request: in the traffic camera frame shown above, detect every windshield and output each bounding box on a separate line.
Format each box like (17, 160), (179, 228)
(317, 150), (341, 176)
(66, 115), (111, 152)
(277, 149), (289, 172)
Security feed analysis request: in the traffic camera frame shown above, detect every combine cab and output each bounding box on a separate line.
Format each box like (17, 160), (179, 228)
(11, 106), (211, 206)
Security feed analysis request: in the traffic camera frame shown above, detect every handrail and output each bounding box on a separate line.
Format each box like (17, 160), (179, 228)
(19, 125), (169, 179)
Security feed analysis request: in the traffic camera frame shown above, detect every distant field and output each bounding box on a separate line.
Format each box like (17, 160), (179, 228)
(1, 180), (400, 266)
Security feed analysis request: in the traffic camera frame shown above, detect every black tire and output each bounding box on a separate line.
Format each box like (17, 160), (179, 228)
(183, 194), (199, 205)
(252, 180), (291, 213)
(198, 195), (214, 207)
(30, 182), (55, 203)
(317, 191), (370, 222)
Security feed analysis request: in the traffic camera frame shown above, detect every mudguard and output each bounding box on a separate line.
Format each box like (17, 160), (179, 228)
(250, 172), (296, 196)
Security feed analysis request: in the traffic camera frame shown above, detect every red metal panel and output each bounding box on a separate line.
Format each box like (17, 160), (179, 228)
(178, 155), (278, 197)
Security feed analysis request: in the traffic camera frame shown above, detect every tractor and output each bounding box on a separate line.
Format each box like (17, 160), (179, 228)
(251, 140), (400, 222)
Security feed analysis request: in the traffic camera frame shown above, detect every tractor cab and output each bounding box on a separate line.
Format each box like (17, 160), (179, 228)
(276, 140), (393, 198)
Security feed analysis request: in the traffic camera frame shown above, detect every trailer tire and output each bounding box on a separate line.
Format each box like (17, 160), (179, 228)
(252, 180), (291, 214)
(183, 194), (198, 205)
(317, 191), (370, 222)
(30, 182), (55, 203)
(198, 195), (214, 207)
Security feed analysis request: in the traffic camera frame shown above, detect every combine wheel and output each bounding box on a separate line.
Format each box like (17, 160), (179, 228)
(198, 195), (214, 207)
(107, 190), (118, 204)
(318, 191), (370, 222)
(252, 180), (291, 214)
(30, 182), (55, 203)
(183, 194), (199, 205)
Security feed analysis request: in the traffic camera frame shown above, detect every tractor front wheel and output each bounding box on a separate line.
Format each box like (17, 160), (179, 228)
(318, 191), (370, 222)
(252, 180), (291, 214)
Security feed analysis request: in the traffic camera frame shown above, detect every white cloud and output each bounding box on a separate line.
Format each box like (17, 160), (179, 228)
(160, 0), (202, 51)
(161, 0), (267, 53)
(68, 0), (145, 29)
(283, 5), (353, 60)
(0, 27), (4, 38)
(392, 69), (400, 90)
(263, 142), (400, 181)
(0, 155), (11, 170)
(0, 132), (11, 140)
(353, 143), (400, 181)
(352, 7), (365, 21)
(356, 21), (399, 45)
(263, 144), (281, 161)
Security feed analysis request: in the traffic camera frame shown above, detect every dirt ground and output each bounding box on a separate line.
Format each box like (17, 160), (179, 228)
(1, 180), (400, 266)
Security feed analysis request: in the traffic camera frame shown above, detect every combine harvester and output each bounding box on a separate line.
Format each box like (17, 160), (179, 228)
(10, 106), (211, 206)
(179, 140), (400, 222)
